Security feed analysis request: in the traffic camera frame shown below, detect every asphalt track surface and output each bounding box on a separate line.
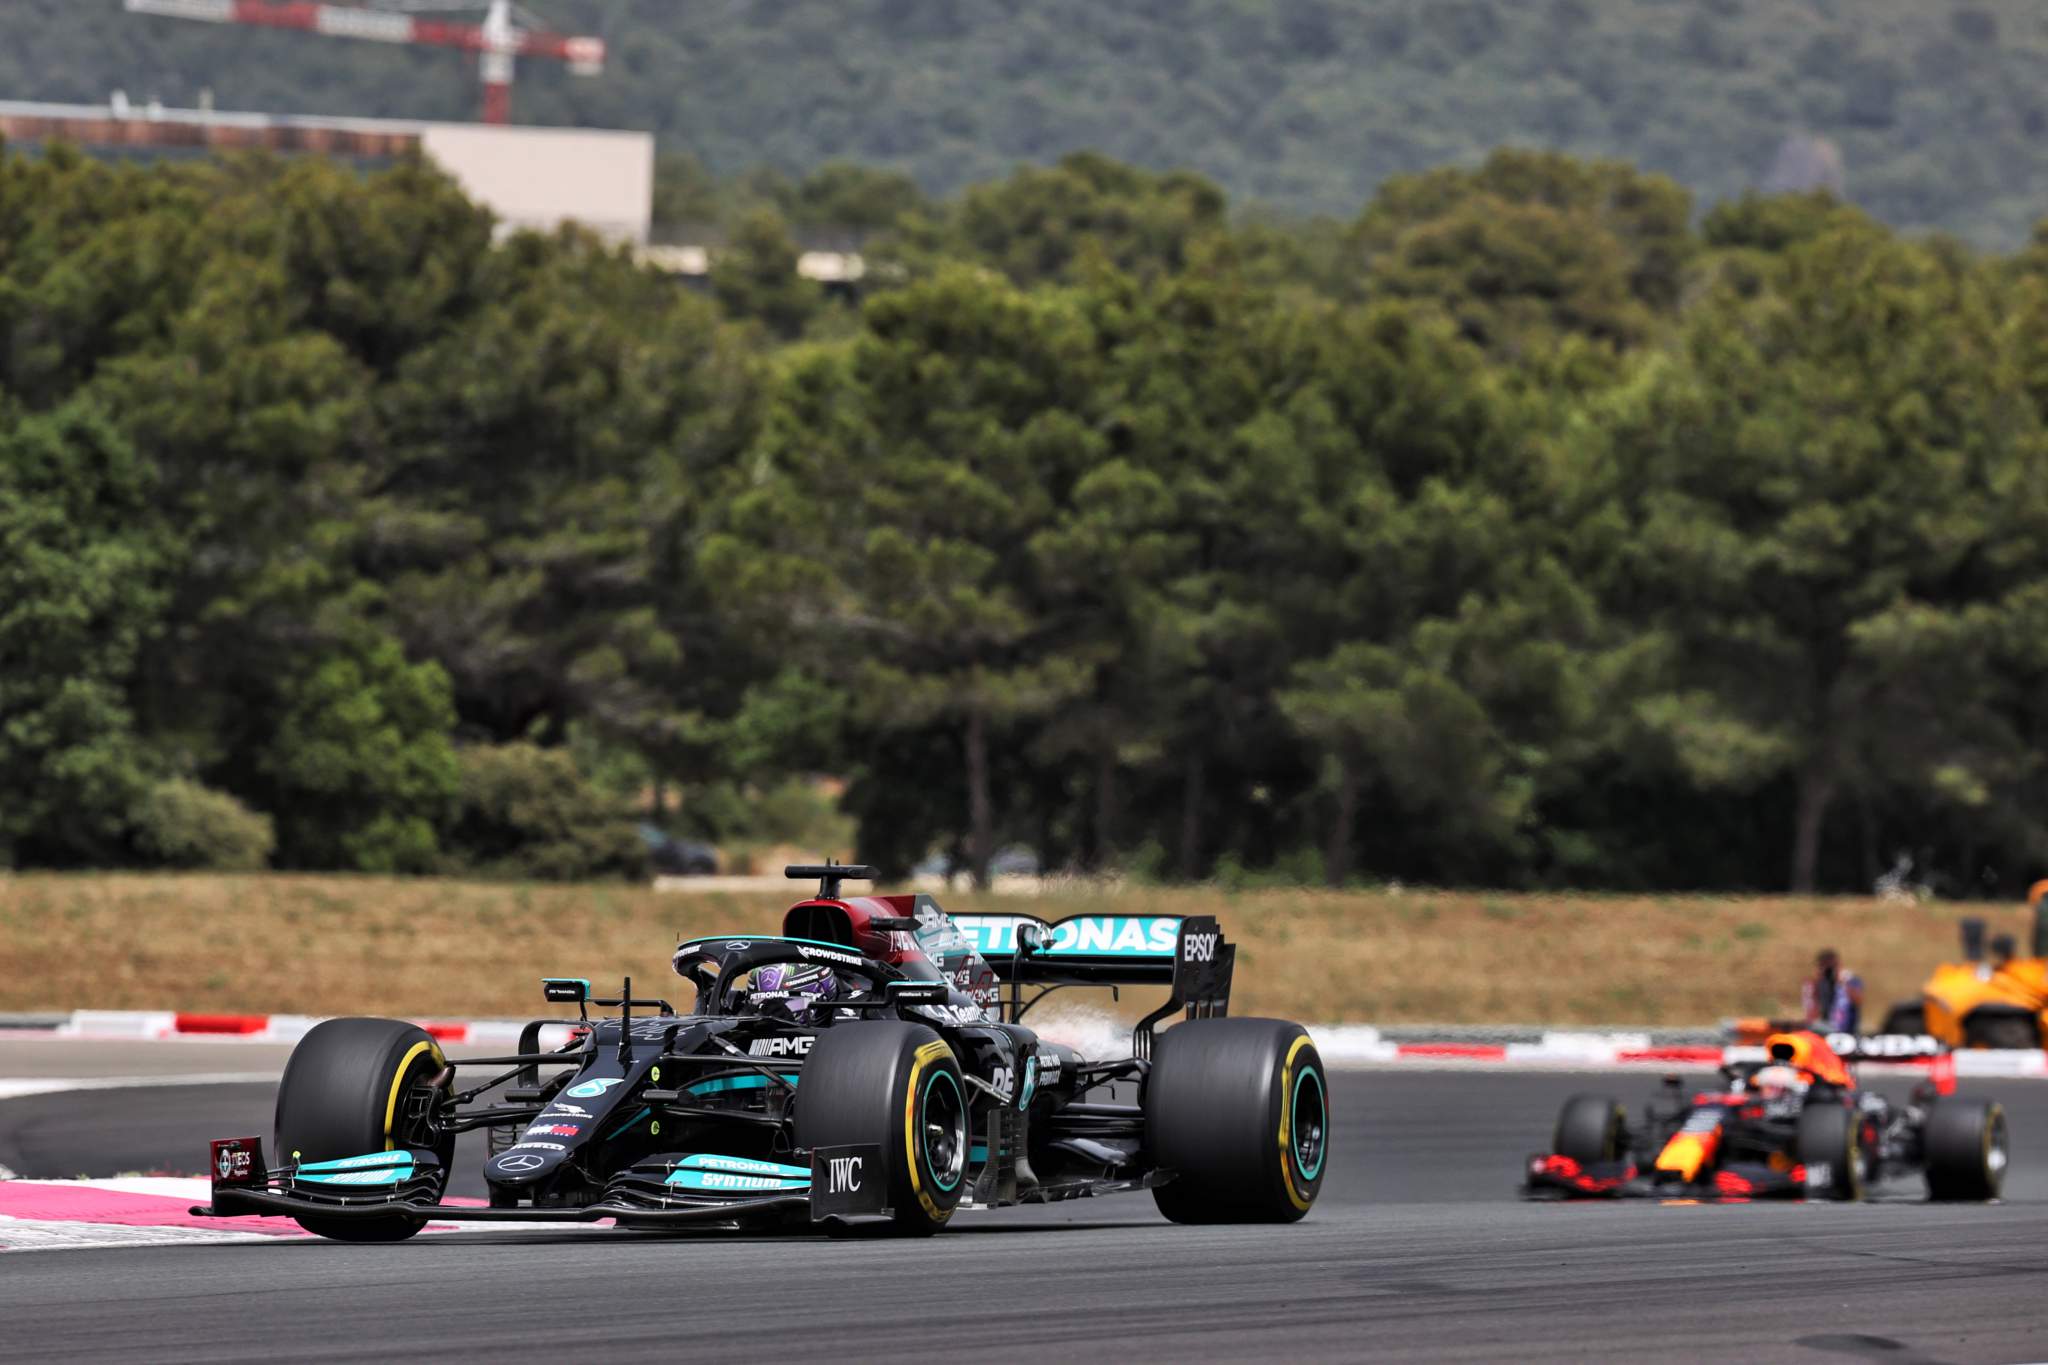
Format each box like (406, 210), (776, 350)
(6, 1042), (2048, 1363)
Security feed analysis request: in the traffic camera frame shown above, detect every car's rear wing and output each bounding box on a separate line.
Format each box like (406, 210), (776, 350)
(949, 911), (1233, 1051)
(949, 912), (1180, 983)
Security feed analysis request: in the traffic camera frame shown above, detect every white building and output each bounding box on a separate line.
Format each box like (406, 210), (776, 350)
(0, 98), (654, 245)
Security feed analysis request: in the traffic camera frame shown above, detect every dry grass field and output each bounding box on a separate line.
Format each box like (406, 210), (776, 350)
(0, 874), (2028, 1026)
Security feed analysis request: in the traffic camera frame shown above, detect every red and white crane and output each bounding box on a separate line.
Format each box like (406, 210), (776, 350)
(123, 0), (606, 125)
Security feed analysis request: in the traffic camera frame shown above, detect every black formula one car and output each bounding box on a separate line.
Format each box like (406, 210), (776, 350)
(195, 864), (1328, 1239)
(1523, 1030), (2008, 1202)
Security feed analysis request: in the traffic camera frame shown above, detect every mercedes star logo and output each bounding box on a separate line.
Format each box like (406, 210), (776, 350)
(495, 1153), (545, 1172)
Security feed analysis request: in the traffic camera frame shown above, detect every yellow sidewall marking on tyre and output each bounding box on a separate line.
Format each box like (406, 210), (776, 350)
(1279, 1034), (1314, 1212)
(904, 1041), (954, 1224)
(382, 1040), (442, 1151)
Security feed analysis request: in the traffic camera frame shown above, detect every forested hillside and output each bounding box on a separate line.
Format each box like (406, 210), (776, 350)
(7, 140), (2048, 896)
(5, 0), (2048, 245)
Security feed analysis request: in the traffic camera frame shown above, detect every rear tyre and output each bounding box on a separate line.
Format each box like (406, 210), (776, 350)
(1553, 1095), (1626, 1163)
(1924, 1100), (2008, 1201)
(1796, 1102), (1865, 1202)
(275, 1017), (450, 1242)
(793, 1021), (967, 1236)
(1146, 1018), (1326, 1225)
(1879, 1002), (1928, 1036)
(1962, 1010), (2040, 1050)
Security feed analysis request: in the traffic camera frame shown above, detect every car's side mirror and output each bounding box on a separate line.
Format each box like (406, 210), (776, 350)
(542, 977), (590, 1004)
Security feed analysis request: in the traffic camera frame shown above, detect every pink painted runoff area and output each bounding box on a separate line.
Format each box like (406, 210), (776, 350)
(0, 1180), (303, 1234)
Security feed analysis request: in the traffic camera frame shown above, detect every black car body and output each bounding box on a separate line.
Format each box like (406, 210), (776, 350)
(196, 864), (1329, 1236)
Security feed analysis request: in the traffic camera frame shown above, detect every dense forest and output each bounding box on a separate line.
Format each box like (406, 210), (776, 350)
(6, 0), (2048, 246)
(7, 138), (2048, 896)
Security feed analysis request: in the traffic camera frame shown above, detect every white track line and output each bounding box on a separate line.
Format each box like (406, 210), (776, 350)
(0, 1074), (277, 1101)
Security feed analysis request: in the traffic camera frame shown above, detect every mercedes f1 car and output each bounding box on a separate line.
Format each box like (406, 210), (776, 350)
(194, 863), (1328, 1239)
(1524, 1030), (2007, 1202)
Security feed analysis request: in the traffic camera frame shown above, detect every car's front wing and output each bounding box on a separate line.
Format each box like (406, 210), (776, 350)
(1523, 1153), (1806, 1200)
(194, 1182), (812, 1226)
(193, 1136), (890, 1228)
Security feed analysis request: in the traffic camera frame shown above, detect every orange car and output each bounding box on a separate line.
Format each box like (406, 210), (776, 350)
(1525, 1031), (2007, 1202)
(1732, 882), (2048, 1051)
(1899, 883), (2048, 1049)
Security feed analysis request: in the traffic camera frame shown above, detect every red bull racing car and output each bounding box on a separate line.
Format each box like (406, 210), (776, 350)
(193, 863), (1328, 1239)
(1525, 1030), (2008, 1202)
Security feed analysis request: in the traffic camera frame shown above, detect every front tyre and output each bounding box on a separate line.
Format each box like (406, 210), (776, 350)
(1797, 1101), (1865, 1202)
(793, 1021), (967, 1236)
(274, 1017), (451, 1242)
(1924, 1100), (2008, 1201)
(1146, 1018), (1327, 1225)
(1553, 1095), (1626, 1163)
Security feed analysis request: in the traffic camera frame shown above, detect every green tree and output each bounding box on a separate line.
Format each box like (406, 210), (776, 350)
(259, 629), (459, 872)
(712, 207), (824, 338)
(790, 163), (929, 233)
(1596, 223), (2042, 891)
(366, 223), (757, 757)
(1042, 261), (1341, 878)
(1351, 149), (1696, 356)
(0, 399), (166, 865)
(652, 151), (723, 228)
(443, 741), (648, 880)
(1269, 297), (1606, 886)
(0, 148), (763, 874)
(706, 266), (1103, 885)
(130, 778), (275, 871)
(898, 152), (1230, 287)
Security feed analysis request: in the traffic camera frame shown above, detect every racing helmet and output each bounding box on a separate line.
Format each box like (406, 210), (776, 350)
(1752, 1063), (1808, 1101)
(745, 962), (840, 1023)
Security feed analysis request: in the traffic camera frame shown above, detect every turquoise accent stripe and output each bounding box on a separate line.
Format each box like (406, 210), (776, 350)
(665, 1169), (809, 1192)
(295, 1151), (416, 1186)
(606, 1106), (652, 1140)
(663, 1153), (811, 1192)
(685, 1073), (799, 1096)
(297, 1152), (409, 1173)
(969, 1144), (988, 1162)
(1294, 1067), (1326, 1180)
(1042, 915), (1181, 957)
(670, 1154), (809, 1177)
(952, 914), (1183, 959)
